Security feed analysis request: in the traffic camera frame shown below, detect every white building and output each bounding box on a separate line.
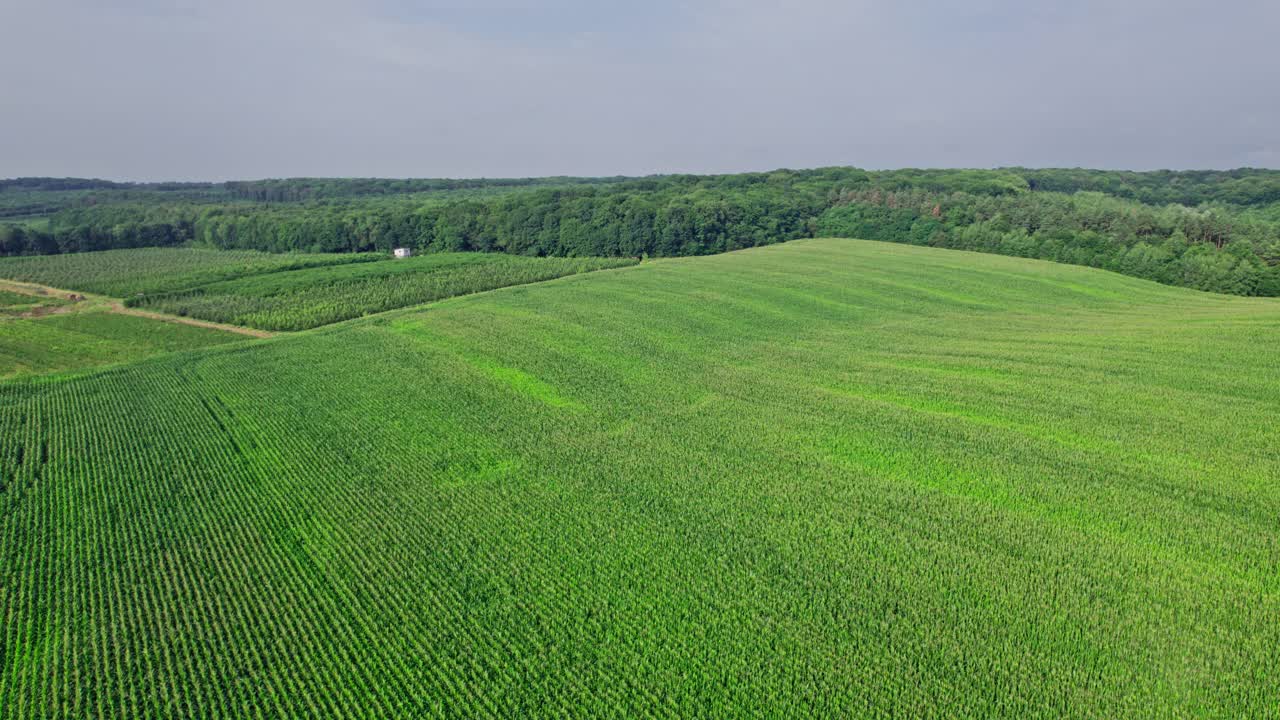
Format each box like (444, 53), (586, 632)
(393, 247), (412, 259)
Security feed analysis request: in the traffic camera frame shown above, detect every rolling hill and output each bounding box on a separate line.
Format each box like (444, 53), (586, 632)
(1, 239), (1277, 717)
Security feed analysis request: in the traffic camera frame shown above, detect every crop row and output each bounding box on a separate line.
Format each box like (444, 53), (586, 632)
(1, 240), (1277, 717)
(0, 311), (243, 379)
(132, 255), (638, 330)
(0, 247), (381, 296)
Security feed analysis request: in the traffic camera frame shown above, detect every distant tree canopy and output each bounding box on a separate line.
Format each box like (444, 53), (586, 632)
(816, 189), (1280, 296)
(1016, 168), (1280, 207)
(3, 168), (1280, 296)
(0, 178), (135, 192)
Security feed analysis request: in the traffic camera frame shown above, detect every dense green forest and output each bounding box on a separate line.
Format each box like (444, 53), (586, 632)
(4, 168), (1280, 295)
(0, 175), (626, 219)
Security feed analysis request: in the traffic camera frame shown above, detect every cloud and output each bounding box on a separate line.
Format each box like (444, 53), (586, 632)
(1, 0), (1277, 179)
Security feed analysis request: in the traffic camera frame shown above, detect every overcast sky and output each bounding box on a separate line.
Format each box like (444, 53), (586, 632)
(2, 0), (1278, 181)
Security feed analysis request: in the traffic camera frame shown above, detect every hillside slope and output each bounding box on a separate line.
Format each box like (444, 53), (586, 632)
(1, 239), (1277, 717)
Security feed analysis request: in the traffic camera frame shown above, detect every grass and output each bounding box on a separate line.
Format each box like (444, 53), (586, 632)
(0, 247), (380, 296)
(0, 289), (70, 319)
(128, 253), (640, 330)
(0, 290), (33, 306)
(0, 309), (246, 379)
(0, 288), (55, 304)
(1, 239), (1278, 717)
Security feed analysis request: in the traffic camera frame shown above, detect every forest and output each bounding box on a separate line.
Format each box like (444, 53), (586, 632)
(3, 168), (1279, 295)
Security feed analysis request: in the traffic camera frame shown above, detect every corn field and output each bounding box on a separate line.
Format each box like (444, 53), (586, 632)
(1, 239), (1277, 717)
(128, 254), (639, 330)
(0, 247), (380, 296)
(1, 311), (242, 379)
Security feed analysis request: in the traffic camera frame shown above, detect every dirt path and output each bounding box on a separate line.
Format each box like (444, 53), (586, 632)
(0, 279), (273, 338)
(110, 304), (274, 338)
(1, 278), (89, 302)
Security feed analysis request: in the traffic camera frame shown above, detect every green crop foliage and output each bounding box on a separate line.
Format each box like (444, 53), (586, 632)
(130, 253), (640, 330)
(0, 247), (381, 296)
(0, 310), (244, 378)
(1, 239), (1277, 717)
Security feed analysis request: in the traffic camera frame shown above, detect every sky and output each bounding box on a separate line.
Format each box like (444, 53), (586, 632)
(2, 0), (1278, 181)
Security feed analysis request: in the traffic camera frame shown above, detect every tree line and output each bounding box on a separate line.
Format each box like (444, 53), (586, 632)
(3, 168), (1280, 296)
(816, 189), (1280, 296)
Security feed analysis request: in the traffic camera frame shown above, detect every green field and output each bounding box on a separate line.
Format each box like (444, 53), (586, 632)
(1, 239), (1277, 717)
(0, 248), (639, 331)
(0, 289), (66, 314)
(129, 253), (640, 330)
(0, 247), (380, 297)
(0, 310), (245, 379)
